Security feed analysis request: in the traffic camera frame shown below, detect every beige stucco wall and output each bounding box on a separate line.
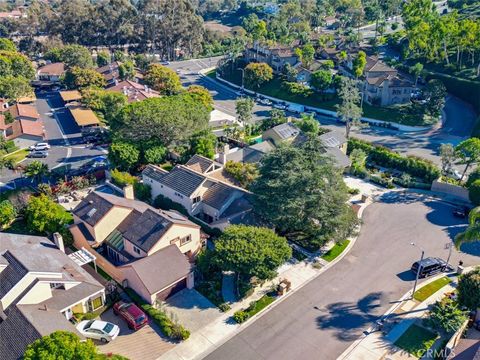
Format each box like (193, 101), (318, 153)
(17, 281), (52, 305)
(94, 206), (132, 243)
(124, 240), (148, 258)
(148, 224), (201, 256)
(122, 266), (155, 304)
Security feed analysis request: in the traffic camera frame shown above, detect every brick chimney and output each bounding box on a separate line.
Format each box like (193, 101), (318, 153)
(123, 184), (134, 200)
(53, 232), (65, 253)
(219, 144), (229, 164)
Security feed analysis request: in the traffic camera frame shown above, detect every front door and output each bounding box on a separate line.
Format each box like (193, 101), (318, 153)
(64, 308), (73, 320)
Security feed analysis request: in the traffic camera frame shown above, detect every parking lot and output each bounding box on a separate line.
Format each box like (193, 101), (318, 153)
(98, 308), (174, 360)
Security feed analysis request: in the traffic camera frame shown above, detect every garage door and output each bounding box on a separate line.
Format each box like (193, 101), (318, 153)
(156, 278), (187, 301)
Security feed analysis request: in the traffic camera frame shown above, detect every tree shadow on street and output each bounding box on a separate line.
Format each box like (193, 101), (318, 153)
(316, 292), (386, 342)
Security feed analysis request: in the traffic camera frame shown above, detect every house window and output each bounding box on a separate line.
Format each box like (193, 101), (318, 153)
(50, 283), (65, 290)
(180, 235), (192, 246)
(193, 196), (201, 204)
(174, 192), (184, 199)
(392, 89), (401, 95)
(133, 246), (141, 255)
(88, 296), (103, 311)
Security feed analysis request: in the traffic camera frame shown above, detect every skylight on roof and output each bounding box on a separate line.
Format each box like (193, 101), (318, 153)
(87, 208), (97, 217)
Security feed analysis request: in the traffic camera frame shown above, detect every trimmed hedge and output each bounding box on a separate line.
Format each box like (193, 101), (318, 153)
(347, 138), (440, 183)
(124, 288), (190, 341)
(233, 295), (276, 323)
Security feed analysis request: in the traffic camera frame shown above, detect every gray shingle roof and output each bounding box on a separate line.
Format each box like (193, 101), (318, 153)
(142, 164), (168, 182)
(202, 183), (239, 211)
(121, 244), (192, 295)
(185, 154), (220, 174)
(121, 209), (173, 253)
(155, 166), (206, 197)
(319, 130), (347, 148)
(0, 252), (28, 298)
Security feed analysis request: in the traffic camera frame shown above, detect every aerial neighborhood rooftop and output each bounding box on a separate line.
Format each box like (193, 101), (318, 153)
(0, 1), (480, 360)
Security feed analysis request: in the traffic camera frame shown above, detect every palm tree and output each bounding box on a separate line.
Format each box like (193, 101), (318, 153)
(24, 161), (49, 184)
(455, 207), (480, 248)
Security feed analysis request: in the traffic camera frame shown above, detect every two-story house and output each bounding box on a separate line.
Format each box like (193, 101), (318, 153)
(143, 155), (253, 228)
(362, 56), (415, 106)
(0, 233), (106, 360)
(70, 190), (200, 303)
(244, 41), (299, 73)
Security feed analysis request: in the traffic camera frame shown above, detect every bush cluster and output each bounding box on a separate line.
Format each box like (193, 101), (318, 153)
(110, 169), (137, 187)
(124, 288), (190, 341)
(232, 295), (275, 324)
(347, 138), (440, 183)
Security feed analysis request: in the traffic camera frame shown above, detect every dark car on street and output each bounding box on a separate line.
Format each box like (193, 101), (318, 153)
(113, 301), (148, 331)
(411, 257), (447, 278)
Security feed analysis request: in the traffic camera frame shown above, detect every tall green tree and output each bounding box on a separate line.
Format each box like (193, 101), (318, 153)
(455, 138), (480, 181)
(244, 62), (273, 89)
(96, 50), (110, 67)
(336, 77), (362, 139)
(24, 161), (49, 183)
(423, 79), (446, 118)
(108, 142), (140, 171)
(46, 44), (94, 69)
(117, 95), (210, 147)
(455, 207), (480, 248)
(81, 88), (128, 125)
(144, 64), (182, 95)
(0, 199), (16, 229)
(352, 51), (367, 78)
(235, 97), (254, 129)
(186, 85), (214, 111)
(250, 139), (358, 249)
(310, 69), (333, 92)
(295, 43), (315, 69)
(213, 225), (292, 280)
(25, 195), (72, 235)
(0, 76), (33, 101)
(119, 60), (135, 80)
(457, 267), (480, 310)
(63, 67), (107, 89)
(189, 130), (217, 159)
(439, 143), (456, 176)
(410, 62), (424, 87)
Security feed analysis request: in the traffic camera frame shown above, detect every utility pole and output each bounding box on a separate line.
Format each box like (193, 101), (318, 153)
(411, 242), (425, 299)
(238, 68), (245, 91)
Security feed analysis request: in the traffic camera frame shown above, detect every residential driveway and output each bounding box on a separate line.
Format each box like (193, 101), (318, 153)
(98, 308), (174, 360)
(203, 191), (480, 360)
(164, 289), (222, 333)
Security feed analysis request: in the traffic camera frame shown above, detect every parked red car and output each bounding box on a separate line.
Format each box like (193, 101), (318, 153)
(113, 301), (148, 331)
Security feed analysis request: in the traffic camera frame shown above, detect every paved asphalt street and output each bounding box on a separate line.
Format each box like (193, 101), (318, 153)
(1, 91), (106, 185)
(203, 192), (480, 360)
(167, 58), (476, 166)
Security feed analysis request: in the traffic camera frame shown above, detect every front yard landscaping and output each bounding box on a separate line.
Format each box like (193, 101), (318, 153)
(215, 67), (428, 126)
(394, 323), (438, 358)
(321, 240), (350, 262)
(413, 276), (451, 302)
(3, 148), (28, 164)
(233, 294), (276, 323)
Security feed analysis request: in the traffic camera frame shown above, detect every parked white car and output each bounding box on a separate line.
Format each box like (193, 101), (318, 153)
(29, 142), (50, 151)
(76, 320), (120, 343)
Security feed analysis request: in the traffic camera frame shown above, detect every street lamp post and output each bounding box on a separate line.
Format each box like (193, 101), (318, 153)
(411, 242), (425, 299)
(238, 68), (245, 91)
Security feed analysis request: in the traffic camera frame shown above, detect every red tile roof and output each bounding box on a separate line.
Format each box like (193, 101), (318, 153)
(19, 120), (44, 137)
(10, 104), (39, 120)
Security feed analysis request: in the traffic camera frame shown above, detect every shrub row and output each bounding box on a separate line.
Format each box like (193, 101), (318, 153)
(154, 194), (222, 237)
(233, 295), (276, 323)
(347, 138), (440, 183)
(124, 288), (190, 341)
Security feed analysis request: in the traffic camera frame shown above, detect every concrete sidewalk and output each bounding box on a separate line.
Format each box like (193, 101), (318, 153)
(338, 274), (461, 360)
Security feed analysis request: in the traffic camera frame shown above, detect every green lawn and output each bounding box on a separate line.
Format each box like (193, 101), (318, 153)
(3, 148), (28, 164)
(321, 240), (350, 262)
(413, 276), (451, 302)
(245, 295), (275, 317)
(394, 324), (438, 358)
(206, 69), (217, 79)
(218, 69), (427, 126)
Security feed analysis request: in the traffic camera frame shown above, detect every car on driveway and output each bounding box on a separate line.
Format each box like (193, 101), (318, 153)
(29, 142), (50, 151)
(76, 320), (120, 343)
(27, 151), (48, 158)
(113, 301), (148, 331)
